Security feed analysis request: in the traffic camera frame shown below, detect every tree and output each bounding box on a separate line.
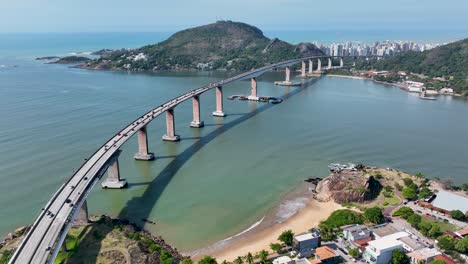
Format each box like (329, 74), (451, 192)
(270, 243), (282, 253)
(455, 236), (468, 253)
(418, 221), (432, 236)
(348, 248), (360, 258)
(428, 260), (446, 264)
(415, 172), (425, 178)
(258, 250), (269, 264)
(402, 187), (417, 200)
(403, 178), (414, 187)
(437, 235), (456, 251)
(418, 187), (432, 199)
(364, 207), (384, 224)
(392, 207), (414, 219)
(428, 224), (441, 238)
(450, 210), (465, 221)
(199, 256), (218, 264)
(245, 253), (254, 264)
(391, 249), (410, 264)
(182, 259), (194, 264)
(234, 257), (244, 264)
(407, 214), (422, 228)
(278, 230), (294, 246)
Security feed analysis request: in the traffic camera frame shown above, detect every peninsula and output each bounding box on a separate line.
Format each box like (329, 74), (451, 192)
(79, 21), (324, 71)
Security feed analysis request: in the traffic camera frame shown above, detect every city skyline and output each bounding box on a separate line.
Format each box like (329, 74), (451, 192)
(1, 0), (468, 33)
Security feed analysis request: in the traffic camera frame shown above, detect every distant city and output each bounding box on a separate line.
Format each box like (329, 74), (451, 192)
(314, 40), (444, 57)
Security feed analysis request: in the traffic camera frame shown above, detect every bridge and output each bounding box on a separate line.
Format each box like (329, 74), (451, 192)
(8, 54), (382, 264)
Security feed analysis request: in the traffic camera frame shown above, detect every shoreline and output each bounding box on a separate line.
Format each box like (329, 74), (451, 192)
(186, 183), (342, 262)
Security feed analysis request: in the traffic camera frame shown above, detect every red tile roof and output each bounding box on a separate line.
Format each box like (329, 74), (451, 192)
(456, 228), (468, 237)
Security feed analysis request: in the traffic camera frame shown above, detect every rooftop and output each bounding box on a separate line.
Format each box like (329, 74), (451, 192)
(399, 236), (426, 251)
(370, 224), (399, 238)
(407, 248), (441, 260)
(432, 190), (468, 212)
(455, 228), (468, 237)
(315, 246), (337, 260)
(295, 231), (320, 242)
(367, 231), (409, 250)
(434, 254), (456, 264)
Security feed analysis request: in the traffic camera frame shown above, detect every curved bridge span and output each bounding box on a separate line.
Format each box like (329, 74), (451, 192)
(9, 55), (381, 264)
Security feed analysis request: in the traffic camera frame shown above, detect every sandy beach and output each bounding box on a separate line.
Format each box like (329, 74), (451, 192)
(212, 199), (341, 261)
(188, 182), (342, 263)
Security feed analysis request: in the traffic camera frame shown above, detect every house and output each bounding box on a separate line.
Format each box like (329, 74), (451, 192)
(273, 256), (295, 264)
(342, 224), (371, 242)
(273, 256), (310, 264)
(293, 228), (321, 257)
(311, 246), (340, 264)
(363, 231), (409, 264)
(455, 228), (468, 239)
(353, 236), (374, 251)
(407, 248), (441, 264)
(439, 87), (454, 94)
(369, 223), (399, 239)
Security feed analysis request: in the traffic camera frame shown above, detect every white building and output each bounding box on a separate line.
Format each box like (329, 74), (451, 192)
(363, 232), (409, 264)
(439, 87), (454, 94)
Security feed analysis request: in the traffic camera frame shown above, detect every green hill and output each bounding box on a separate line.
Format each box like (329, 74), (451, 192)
(83, 21), (324, 71)
(373, 38), (468, 93)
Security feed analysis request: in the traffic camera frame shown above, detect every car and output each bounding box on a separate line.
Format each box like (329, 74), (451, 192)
(65, 199), (71, 203)
(426, 213), (431, 216)
(416, 210), (422, 213)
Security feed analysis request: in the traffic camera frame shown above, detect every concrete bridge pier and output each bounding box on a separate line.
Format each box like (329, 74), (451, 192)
(300, 61), (306, 77)
(190, 95), (204, 128)
(102, 150), (127, 189)
(308, 59), (313, 74)
(73, 200), (89, 227)
(162, 108), (180, 141)
(285, 66), (291, 82)
(248, 77), (259, 100)
(134, 126), (154, 160)
(328, 58), (332, 69)
(340, 57), (344, 68)
(317, 58), (322, 72)
(212, 86), (226, 117)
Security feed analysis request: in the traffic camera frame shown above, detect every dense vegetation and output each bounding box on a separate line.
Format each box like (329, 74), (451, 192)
(392, 207), (449, 238)
(318, 209), (364, 240)
(86, 21), (323, 71)
(371, 38), (468, 93)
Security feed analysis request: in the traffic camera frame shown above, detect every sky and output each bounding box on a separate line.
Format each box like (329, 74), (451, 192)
(0, 0), (467, 33)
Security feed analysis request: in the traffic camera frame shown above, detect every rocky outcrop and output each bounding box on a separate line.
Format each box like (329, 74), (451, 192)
(315, 171), (382, 203)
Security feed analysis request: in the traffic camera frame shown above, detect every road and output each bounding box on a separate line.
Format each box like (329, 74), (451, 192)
(8, 55), (381, 264)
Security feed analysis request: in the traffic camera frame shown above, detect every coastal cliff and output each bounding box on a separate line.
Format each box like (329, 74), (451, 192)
(315, 170), (382, 203)
(80, 21), (324, 71)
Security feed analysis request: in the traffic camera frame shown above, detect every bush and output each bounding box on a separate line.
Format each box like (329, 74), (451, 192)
(403, 178), (414, 187)
(428, 224), (441, 238)
(199, 256), (217, 264)
(160, 249), (173, 264)
(437, 235), (456, 251)
(418, 187), (433, 199)
(364, 207), (384, 224)
(391, 249), (410, 264)
(320, 209), (364, 228)
(392, 207), (414, 218)
(450, 210), (465, 221)
(182, 259), (194, 264)
(394, 183), (403, 191)
(455, 236), (468, 253)
(407, 214), (422, 228)
(402, 187), (417, 200)
(270, 243), (282, 253)
(348, 248), (360, 258)
(418, 221), (432, 236)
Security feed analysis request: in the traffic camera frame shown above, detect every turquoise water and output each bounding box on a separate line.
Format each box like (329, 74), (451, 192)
(1, 33), (468, 251)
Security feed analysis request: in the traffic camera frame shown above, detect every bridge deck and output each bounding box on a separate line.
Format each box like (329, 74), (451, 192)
(8, 55), (380, 264)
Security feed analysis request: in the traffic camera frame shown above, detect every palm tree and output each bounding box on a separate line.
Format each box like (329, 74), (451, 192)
(245, 253), (254, 264)
(259, 250), (269, 264)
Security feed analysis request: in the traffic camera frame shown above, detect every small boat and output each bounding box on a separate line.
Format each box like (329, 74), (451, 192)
(419, 96), (437, 100)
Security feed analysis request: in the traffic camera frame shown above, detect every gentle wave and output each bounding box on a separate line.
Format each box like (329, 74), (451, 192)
(275, 197), (309, 224)
(221, 216), (265, 242)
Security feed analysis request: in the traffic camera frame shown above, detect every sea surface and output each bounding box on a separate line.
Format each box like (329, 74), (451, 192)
(0, 32), (467, 251)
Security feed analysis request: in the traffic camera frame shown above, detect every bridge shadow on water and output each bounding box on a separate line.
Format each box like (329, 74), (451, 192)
(74, 76), (322, 262)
